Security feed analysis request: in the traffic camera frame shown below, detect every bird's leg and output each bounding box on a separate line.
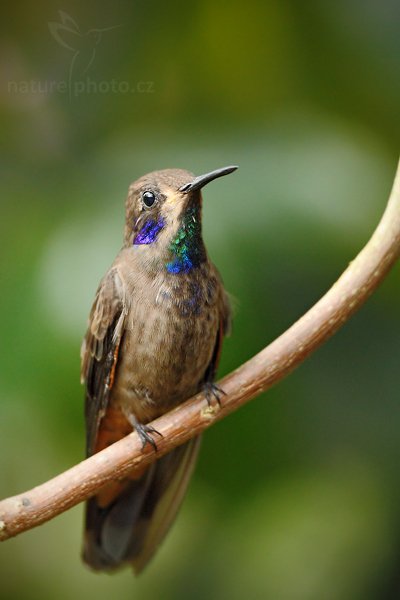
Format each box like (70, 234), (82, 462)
(129, 415), (163, 451)
(203, 381), (226, 407)
(202, 354), (226, 406)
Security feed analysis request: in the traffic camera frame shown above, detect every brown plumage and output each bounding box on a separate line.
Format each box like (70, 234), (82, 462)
(80, 166), (236, 573)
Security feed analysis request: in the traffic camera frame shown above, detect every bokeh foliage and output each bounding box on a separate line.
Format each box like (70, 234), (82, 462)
(1, 2), (399, 598)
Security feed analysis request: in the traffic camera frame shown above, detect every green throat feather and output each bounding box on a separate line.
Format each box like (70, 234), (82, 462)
(166, 206), (205, 274)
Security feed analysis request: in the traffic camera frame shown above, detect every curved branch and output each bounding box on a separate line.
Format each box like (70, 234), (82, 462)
(1, 159), (400, 541)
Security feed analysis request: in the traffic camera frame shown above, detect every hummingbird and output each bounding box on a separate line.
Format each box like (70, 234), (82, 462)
(81, 165), (237, 573)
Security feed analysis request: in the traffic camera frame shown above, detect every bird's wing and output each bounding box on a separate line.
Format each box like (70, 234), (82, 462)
(204, 283), (232, 385)
(81, 267), (127, 456)
(220, 286), (232, 337)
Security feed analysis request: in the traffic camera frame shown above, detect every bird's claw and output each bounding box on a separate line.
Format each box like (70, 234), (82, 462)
(134, 423), (163, 451)
(204, 382), (226, 407)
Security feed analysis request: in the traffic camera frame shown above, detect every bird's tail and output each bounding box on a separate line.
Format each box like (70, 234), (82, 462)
(82, 436), (201, 573)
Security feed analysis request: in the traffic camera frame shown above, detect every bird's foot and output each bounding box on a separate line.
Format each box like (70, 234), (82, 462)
(203, 381), (226, 407)
(132, 421), (163, 451)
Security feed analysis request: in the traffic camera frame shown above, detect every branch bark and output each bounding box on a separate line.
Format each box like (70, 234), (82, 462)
(1, 159), (400, 541)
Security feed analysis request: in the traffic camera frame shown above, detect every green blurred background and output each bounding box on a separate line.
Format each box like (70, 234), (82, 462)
(1, 2), (400, 599)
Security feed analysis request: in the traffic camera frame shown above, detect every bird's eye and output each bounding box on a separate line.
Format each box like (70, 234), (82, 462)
(142, 191), (156, 208)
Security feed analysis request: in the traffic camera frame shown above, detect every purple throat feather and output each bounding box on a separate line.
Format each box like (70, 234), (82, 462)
(134, 218), (165, 245)
(133, 207), (205, 274)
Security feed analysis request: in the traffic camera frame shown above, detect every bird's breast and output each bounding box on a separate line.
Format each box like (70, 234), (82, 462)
(111, 264), (222, 423)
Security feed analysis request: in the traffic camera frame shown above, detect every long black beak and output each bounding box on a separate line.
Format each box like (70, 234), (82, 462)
(179, 165), (238, 193)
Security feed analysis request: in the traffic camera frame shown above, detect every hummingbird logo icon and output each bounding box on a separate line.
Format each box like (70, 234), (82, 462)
(48, 11), (121, 95)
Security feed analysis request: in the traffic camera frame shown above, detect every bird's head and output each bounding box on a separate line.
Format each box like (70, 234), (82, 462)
(124, 166), (237, 274)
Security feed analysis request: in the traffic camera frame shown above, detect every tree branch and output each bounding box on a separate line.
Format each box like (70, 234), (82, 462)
(1, 159), (400, 541)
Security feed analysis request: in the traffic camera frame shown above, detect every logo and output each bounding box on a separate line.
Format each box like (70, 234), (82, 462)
(48, 11), (121, 96)
(7, 12), (155, 99)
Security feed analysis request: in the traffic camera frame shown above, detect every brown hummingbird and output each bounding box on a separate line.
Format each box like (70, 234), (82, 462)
(81, 165), (237, 573)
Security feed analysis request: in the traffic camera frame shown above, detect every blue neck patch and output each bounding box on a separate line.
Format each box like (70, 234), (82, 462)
(166, 255), (193, 274)
(134, 218), (165, 245)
